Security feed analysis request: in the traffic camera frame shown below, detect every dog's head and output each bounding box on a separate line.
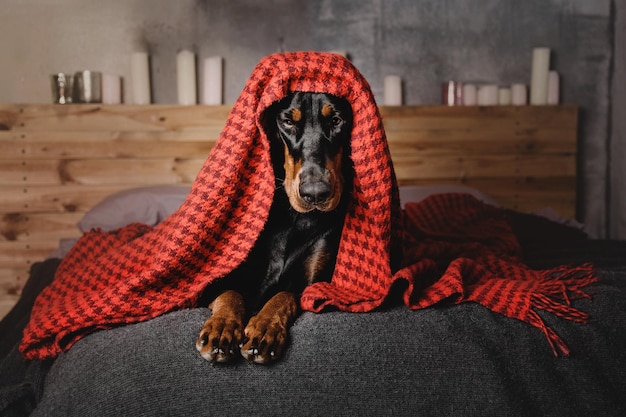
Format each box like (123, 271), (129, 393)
(265, 92), (353, 213)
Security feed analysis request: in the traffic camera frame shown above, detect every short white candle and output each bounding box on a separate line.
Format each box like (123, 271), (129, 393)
(498, 88), (512, 105)
(477, 85), (498, 105)
(328, 50), (348, 58)
(383, 75), (402, 106)
(547, 71), (560, 105)
(511, 84), (528, 105)
(102, 74), (122, 104)
(463, 84), (477, 106)
(177, 49), (197, 105)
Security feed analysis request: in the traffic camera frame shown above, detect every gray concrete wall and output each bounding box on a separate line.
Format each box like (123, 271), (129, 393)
(0, 0), (621, 238)
(610, 1), (626, 239)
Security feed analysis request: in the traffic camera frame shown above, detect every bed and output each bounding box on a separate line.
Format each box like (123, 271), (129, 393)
(1, 101), (625, 416)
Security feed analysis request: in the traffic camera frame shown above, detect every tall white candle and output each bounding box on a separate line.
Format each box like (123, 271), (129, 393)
(201, 56), (223, 105)
(547, 71), (560, 105)
(530, 47), (550, 105)
(102, 73), (122, 104)
(177, 49), (197, 105)
(383, 75), (402, 106)
(328, 50), (348, 58)
(131, 52), (151, 104)
(462, 84), (477, 105)
(511, 84), (528, 105)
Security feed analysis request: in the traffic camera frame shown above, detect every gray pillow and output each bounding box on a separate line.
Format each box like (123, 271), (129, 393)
(77, 185), (190, 232)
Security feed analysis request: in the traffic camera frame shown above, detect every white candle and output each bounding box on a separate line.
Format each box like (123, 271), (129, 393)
(383, 75), (402, 106)
(511, 84), (528, 105)
(442, 81), (463, 106)
(547, 71), (560, 105)
(328, 50), (348, 58)
(462, 84), (477, 105)
(477, 85), (498, 105)
(498, 88), (512, 105)
(177, 49), (197, 105)
(130, 52), (151, 104)
(201, 56), (223, 105)
(442, 81), (454, 106)
(530, 47), (550, 105)
(102, 73), (122, 104)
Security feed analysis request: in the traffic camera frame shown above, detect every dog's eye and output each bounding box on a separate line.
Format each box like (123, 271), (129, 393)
(331, 116), (343, 127)
(280, 118), (294, 128)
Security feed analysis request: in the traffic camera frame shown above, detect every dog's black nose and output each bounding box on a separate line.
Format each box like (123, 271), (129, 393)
(299, 180), (331, 204)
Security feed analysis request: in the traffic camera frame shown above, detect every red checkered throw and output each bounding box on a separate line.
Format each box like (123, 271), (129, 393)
(20, 52), (595, 360)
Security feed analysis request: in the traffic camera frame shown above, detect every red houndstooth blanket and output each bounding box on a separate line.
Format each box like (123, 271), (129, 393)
(20, 52), (595, 360)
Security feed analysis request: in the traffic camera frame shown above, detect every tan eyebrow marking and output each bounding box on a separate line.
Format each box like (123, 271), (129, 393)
(321, 104), (333, 118)
(291, 108), (302, 122)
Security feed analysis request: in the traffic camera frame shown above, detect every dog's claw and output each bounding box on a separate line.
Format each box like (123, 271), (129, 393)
(196, 315), (244, 364)
(239, 320), (287, 364)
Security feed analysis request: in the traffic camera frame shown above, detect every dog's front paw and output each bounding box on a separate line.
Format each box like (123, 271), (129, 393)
(196, 316), (243, 364)
(240, 313), (288, 364)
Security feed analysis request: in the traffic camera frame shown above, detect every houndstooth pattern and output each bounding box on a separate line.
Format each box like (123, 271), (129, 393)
(393, 193), (597, 356)
(20, 52), (402, 360)
(20, 53), (595, 360)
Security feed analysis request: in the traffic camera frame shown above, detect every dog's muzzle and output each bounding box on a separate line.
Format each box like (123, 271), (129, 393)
(298, 166), (332, 205)
(285, 159), (343, 213)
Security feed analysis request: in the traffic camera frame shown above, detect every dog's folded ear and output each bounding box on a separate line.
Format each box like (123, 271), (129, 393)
(260, 100), (278, 138)
(261, 96), (290, 174)
(260, 95), (292, 138)
(331, 96), (354, 132)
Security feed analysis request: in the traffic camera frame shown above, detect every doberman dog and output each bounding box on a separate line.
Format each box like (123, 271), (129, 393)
(196, 92), (353, 364)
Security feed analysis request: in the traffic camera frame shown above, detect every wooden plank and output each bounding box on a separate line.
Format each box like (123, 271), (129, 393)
(0, 137), (215, 160)
(2, 153), (574, 187)
(0, 158), (205, 186)
(0, 103), (577, 134)
(500, 198), (574, 218)
(0, 104), (232, 132)
(1, 212), (83, 243)
(61, 158), (205, 185)
(0, 130), (575, 159)
(0, 241), (59, 268)
(0, 129), (221, 143)
(0, 130), (576, 161)
(392, 153), (576, 181)
(397, 176), (576, 190)
(399, 177), (575, 197)
(0, 267), (28, 293)
(400, 177), (576, 218)
(2, 178), (574, 217)
(380, 105), (578, 131)
(0, 267), (29, 302)
(0, 184), (185, 213)
(0, 186), (574, 249)
(0, 159), (61, 185)
(386, 128), (576, 155)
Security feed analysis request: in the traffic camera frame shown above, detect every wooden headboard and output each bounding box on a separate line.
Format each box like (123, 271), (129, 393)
(0, 104), (578, 317)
